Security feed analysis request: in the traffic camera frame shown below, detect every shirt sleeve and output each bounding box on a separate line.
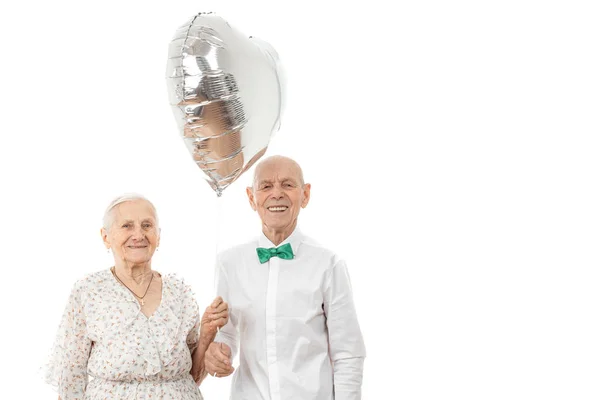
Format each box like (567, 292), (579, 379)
(213, 260), (239, 359)
(44, 282), (92, 400)
(323, 259), (367, 400)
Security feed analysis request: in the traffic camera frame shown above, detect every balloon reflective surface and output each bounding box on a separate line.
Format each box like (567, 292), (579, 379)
(166, 12), (284, 195)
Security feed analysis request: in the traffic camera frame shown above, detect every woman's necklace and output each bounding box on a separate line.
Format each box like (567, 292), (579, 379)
(111, 267), (154, 306)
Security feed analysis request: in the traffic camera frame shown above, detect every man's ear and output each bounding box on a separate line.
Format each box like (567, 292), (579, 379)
(246, 186), (257, 211)
(301, 183), (311, 208)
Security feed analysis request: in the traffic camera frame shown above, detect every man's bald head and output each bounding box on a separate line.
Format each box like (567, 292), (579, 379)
(252, 155), (305, 188)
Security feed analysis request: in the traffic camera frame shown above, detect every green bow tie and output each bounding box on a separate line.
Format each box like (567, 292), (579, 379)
(256, 243), (294, 264)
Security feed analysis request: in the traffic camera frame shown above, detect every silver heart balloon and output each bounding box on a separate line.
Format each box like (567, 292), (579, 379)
(166, 12), (285, 196)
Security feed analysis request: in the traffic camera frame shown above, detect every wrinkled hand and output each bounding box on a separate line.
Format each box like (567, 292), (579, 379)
(200, 296), (229, 339)
(205, 342), (235, 377)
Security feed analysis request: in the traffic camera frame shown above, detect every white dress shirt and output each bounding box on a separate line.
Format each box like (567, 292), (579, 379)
(214, 228), (366, 400)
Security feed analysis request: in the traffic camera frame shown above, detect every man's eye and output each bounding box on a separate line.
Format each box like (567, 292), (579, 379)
(143, 223), (152, 229)
(122, 224), (131, 228)
(261, 185), (271, 190)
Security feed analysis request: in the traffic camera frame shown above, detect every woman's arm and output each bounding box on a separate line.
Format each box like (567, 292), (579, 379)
(191, 333), (216, 384)
(191, 297), (229, 384)
(45, 282), (92, 399)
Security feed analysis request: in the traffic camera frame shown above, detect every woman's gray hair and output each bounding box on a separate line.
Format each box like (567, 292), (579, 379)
(102, 193), (159, 231)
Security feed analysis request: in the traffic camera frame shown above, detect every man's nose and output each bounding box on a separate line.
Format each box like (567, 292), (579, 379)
(270, 186), (284, 199)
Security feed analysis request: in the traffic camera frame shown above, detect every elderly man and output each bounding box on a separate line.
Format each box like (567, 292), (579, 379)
(204, 155), (366, 400)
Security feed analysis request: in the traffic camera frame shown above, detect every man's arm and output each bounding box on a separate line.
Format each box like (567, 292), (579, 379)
(323, 259), (367, 400)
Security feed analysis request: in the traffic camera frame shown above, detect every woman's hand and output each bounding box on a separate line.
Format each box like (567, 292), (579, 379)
(200, 296), (229, 340)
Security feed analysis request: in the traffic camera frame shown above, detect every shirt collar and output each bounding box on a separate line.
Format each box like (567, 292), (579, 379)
(258, 226), (303, 256)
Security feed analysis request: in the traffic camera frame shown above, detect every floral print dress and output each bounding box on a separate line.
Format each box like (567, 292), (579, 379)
(44, 269), (204, 400)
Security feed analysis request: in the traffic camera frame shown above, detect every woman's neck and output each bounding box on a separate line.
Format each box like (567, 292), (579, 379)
(113, 260), (152, 284)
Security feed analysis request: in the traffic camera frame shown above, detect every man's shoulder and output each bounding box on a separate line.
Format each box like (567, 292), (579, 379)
(299, 234), (343, 267)
(218, 239), (258, 265)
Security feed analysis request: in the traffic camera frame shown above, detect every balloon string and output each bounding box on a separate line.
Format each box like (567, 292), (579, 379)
(214, 194), (225, 334)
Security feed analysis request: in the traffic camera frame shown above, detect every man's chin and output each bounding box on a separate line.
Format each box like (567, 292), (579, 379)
(263, 219), (289, 229)
(264, 219), (298, 232)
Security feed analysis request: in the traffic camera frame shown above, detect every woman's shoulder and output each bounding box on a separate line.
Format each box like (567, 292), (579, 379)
(161, 272), (196, 299)
(71, 269), (113, 290)
(60, 270), (114, 304)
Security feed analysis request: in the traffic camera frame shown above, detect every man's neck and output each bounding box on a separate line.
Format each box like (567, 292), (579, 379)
(262, 221), (297, 246)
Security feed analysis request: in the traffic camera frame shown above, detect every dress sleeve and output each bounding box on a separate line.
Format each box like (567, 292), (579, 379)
(183, 282), (201, 352)
(44, 282), (92, 400)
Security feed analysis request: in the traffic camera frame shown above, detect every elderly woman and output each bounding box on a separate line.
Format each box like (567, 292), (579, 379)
(44, 194), (227, 399)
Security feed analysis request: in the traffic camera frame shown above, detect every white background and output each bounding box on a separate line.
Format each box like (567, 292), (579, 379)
(0, 0), (599, 399)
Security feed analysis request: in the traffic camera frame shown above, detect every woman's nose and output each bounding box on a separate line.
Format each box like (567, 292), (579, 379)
(131, 226), (145, 239)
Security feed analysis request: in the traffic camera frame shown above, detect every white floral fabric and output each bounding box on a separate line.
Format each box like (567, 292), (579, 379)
(44, 269), (203, 400)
